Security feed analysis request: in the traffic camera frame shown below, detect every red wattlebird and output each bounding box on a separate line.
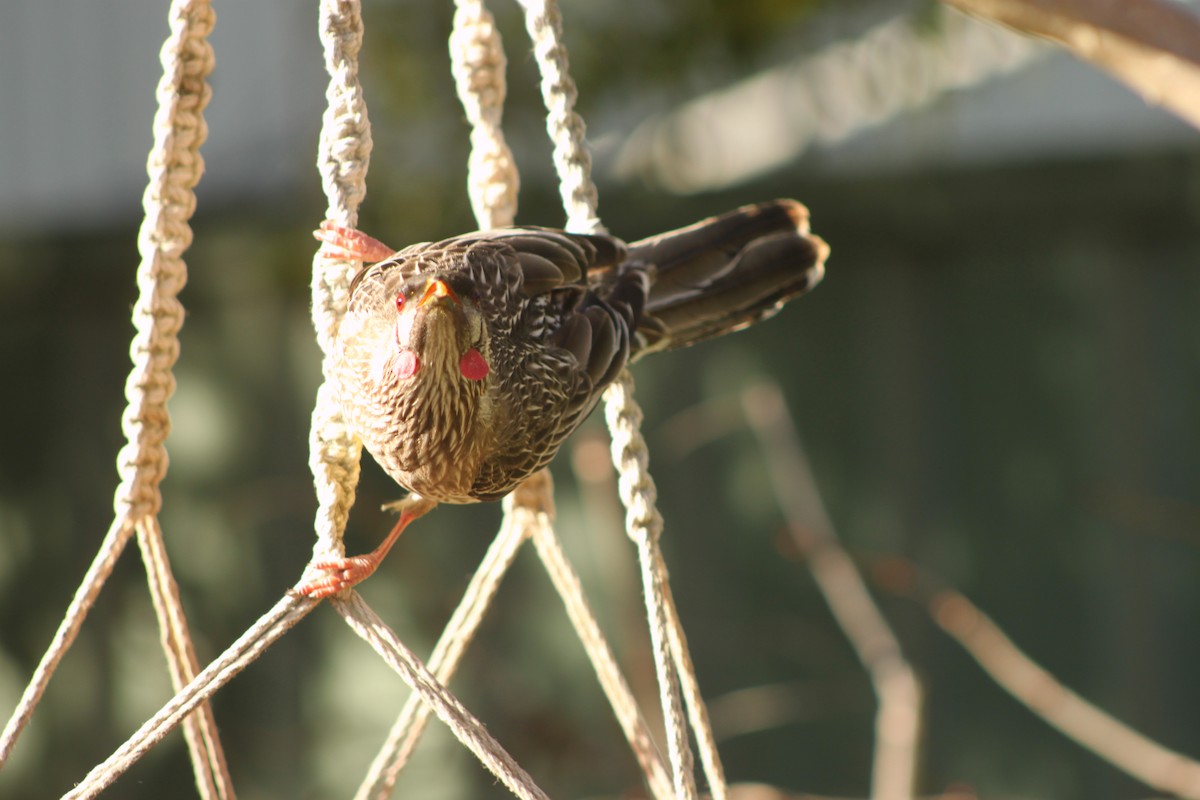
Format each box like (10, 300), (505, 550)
(297, 200), (828, 598)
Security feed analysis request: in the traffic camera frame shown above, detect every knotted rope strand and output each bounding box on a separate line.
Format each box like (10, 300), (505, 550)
(451, 0), (519, 229)
(0, 6), (229, 797)
(351, 6), (530, 796)
(306, 4), (550, 797)
(306, 0), (373, 570)
(521, 0), (715, 794)
(604, 372), (698, 800)
(332, 593), (551, 800)
(354, 494), (530, 800)
(64, 596), (318, 799)
(518, 0), (601, 234)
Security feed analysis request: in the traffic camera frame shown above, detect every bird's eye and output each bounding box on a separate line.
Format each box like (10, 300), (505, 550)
(395, 292), (406, 311)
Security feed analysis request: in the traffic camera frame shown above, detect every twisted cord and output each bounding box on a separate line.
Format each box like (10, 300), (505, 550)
(526, 481), (675, 800)
(0, 3), (226, 791)
(450, 0), (519, 229)
(604, 372), (698, 800)
(64, 595), (318, 799)
(522, 0), (714, 793)
(312, 5), (544, 798)
(661, 578), (727, 800)
(124, 23), (230, 793)
(137, 515), (234, 800)
(307, 0), (373, 565)
(518, 0), (602, 233)
(332, 593), (551, 800)
(354, 488), (530, 800)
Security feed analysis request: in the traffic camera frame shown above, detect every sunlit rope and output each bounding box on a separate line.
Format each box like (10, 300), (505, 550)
(450, 0), (519, 229)
(5, 1), (720, 798)
(0, 2), (232, 797)
(522, 0), (722, 795)
(355, 3), (676, 798)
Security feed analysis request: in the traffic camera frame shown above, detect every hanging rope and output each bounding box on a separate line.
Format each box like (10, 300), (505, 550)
(8, 3), (726, 798)
(605, 373), (699, 800)
(306, 0), (374, 571)
(519, 0), (602, 233)
(356, 6), (675, 798)
(451, 0), (520, 229)
(0, 3), (232, 797)
(354, 493), (531, 800)
(521, 0), (722, 795)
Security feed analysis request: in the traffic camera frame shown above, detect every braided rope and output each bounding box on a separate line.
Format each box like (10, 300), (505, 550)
(307, 0), (373, 567)
(65, 596), (316, 799)
(518, 0), (602, 233)
(604, 373), (698, 800)
(331, 593), (551, 800)
(307, 4), (549, 798)
(0, 5), (230, 797)
(124, 25), (229, 793)
(521, 0), (723, 794)
(137, 515), (233, 800)
(451, 0), (520, 229)
(526, 486), (676, 800)
(354, 489), (530, 800)
(661, 586), (727, 800)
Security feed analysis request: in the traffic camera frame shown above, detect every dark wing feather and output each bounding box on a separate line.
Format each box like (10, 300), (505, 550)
(460, 227), (646, 500)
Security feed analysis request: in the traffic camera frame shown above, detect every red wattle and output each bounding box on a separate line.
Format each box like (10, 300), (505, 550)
(460, 348), (490, 381)
(395, 349), (419, 380)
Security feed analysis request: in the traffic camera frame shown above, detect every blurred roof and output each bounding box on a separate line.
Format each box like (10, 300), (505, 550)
(0, 2), (1193, 233)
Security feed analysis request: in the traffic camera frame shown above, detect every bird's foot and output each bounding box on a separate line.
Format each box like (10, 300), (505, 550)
(314, 220), (396, 263)
(291, 496), (437, 600)
(293, 552), (385, 600)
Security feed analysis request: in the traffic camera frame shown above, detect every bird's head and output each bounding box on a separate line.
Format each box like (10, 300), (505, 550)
(386, 274), (492, 385)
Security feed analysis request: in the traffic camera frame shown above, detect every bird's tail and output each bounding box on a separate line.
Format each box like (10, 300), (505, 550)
(628, 199), (828, 355)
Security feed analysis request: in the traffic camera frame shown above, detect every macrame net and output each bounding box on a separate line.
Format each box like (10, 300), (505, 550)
(0, 1), (717, 797)
(8, 2), (1198, 799)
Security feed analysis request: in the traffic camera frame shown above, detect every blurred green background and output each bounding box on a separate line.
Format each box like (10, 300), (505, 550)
(1, 0), (1199, 798)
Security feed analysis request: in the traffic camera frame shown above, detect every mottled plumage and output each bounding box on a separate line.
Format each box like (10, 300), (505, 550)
(297, 199), (828, 597)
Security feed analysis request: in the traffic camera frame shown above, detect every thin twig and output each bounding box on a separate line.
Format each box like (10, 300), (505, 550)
(942, 0), (1200, 128)
(742, 383), (921, 800)
(926, 584), (1200, 798)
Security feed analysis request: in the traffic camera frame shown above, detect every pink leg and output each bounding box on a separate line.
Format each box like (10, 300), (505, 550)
(292, 497), (437, 599)
(314, 220), (397, 263)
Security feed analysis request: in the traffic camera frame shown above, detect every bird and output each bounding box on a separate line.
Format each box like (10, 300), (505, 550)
(295, 199), (829, 598)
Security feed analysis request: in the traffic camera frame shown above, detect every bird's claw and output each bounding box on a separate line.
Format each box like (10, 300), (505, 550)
(314, 220), (396, 263)
(292, 554), (382, 600)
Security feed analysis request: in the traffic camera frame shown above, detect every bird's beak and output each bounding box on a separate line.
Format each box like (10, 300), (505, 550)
(418, 278), (459, 307)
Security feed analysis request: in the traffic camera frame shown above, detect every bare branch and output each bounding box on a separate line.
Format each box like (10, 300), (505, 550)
(943, 0), (1200, 128)
(930, 586), (1200, 798)
(742, 383), (922, 800)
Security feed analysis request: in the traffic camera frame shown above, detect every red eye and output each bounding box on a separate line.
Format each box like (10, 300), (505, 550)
(395, 292), (406, 311)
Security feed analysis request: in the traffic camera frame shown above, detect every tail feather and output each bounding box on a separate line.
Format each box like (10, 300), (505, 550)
(628, 199), (828, 354)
